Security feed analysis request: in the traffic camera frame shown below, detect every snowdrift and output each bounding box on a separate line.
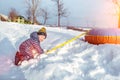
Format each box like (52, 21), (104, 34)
(0, 21), (120, 80)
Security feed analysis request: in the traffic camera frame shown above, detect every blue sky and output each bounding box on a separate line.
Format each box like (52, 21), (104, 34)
(0, 0), (26, 15)
(0, 0), (118, 28)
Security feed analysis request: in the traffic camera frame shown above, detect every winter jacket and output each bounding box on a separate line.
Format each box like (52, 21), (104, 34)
(19, 32), (44, 61)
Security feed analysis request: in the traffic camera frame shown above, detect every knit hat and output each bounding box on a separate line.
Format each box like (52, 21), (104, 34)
(37, 27), (47, 38)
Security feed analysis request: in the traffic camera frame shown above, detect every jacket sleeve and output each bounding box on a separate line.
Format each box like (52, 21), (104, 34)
(31, 41), (44, 54)
(39, 45), (44, 54)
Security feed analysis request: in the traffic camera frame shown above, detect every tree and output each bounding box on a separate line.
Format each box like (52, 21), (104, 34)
(8, 8), (18, 22)
(40, 8), (50, 25)
(26, 8), (31, 21)
(52, 0), (68, 27)
(113, 0), (120, 28)
(25, 0), (41, 24)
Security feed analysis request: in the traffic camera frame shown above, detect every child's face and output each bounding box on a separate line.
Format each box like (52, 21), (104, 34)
(38, 35), (45, 42)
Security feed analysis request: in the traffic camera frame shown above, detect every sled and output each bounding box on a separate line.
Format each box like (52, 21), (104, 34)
(85, 35), (120, 44)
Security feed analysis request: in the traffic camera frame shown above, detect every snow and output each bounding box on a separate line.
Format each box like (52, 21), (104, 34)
(0, 21), (120, 80)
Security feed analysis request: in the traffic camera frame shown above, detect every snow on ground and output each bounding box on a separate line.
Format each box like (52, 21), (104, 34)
(0, 21), (120, 80)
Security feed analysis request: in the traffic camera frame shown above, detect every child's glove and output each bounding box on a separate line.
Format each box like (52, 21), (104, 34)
(43, 49), (49, 54)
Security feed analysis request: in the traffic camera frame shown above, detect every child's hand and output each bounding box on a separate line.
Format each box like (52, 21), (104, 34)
(32, 49), (39, 58)
(44, 49), (49, 54)
(32, 49), (37, 54)
(33, 53), (39, 58)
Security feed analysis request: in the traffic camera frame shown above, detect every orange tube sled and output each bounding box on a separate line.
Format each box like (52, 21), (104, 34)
(85, 35), (120, 44)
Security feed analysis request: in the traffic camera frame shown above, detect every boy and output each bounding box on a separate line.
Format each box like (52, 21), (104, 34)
(15, 27), (47, 66)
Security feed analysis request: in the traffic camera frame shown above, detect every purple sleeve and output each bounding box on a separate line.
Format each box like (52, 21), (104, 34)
(39, 45), (44, 54)
(30, 40), (44, 54)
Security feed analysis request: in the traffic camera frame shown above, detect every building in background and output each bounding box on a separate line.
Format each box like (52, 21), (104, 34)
(0, 14), (9, 21)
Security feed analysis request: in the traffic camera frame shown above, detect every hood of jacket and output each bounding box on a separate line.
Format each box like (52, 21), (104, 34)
(30, 32), (39, 42)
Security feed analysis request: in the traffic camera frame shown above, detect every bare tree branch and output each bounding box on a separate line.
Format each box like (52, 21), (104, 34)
(25, 0), (41, 24)
(52, 0), (69, 27)
(40, 8), (50, 25)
